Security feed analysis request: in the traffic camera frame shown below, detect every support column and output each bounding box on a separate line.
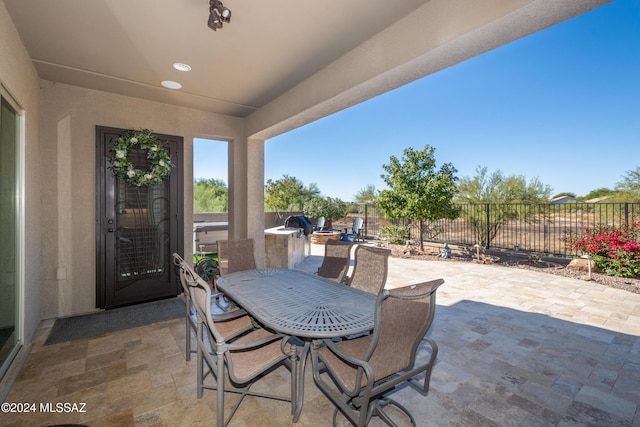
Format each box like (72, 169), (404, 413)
(228, 136), (266, 266)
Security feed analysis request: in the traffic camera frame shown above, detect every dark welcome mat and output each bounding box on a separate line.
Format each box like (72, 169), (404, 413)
(45, 297), (185, 345)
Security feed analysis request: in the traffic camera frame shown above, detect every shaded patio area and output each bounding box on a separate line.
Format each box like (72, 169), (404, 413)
(3, 244), (639, 426)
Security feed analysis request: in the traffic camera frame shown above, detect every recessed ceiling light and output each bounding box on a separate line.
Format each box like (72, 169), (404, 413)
(161, 80), (182, 90)
(172, 62), (192, 72)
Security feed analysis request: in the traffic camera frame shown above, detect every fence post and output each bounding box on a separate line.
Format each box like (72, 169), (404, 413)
(485, 204), (491, 249)
(625, 203), (629, 225)
(364, 204), (368, 238)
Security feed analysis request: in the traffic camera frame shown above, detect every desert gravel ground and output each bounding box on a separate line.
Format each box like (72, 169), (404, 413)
(387, 242), (640, 295)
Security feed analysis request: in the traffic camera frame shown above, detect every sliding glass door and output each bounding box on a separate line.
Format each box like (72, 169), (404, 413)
(0, 91), (21, 378)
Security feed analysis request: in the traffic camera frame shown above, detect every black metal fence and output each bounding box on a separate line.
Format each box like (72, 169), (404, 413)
(354, 202), (640, 259)
(329, 204), (384, 238)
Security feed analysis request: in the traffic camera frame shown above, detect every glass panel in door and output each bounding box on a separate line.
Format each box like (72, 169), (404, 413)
(113, 170), (171, 291)
(0, 96), (19, 375)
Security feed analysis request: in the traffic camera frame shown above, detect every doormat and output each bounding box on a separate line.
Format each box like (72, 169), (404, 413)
(45, 297), (185, 345)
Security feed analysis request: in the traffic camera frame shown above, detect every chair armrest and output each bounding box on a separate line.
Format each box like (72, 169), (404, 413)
(322, 338), (372, 365)
(211, 307), (248, 322)
(322, 339), (367, 367)
(386, 278), (444, 299)
(225, 332), (286, 351)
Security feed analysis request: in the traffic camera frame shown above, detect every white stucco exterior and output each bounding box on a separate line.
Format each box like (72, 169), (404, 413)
(0, 0), (612, 397)
(0, 2), (42, 348)
(37, 81), (248, 318)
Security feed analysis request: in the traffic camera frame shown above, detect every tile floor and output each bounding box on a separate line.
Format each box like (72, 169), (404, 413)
(2, 244), (639, 426)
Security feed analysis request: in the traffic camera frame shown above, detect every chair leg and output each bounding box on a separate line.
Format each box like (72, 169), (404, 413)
(196, 318), (204, 399)
(332, 407), (341, 426)
(421, 338), (438, 392)
(373, 397), (417, 427)
(331, 403), (368, 427)
(289, 343), (298, 418)
(197, 341), (296, 426)
(185, 296), (191, 361)
(216, 346), (225, 427)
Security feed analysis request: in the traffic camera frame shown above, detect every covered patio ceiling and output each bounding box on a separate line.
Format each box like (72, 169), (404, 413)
(4, 0), (611, 139)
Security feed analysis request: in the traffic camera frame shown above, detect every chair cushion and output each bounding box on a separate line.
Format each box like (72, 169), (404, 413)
(227, 329), (288, 382)
(317, 336), (371, 393)
(215, 315), (254, 341)
(318, 297), (426, 393)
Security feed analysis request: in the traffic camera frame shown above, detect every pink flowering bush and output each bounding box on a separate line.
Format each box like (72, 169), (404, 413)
(567, 221), (640, 278)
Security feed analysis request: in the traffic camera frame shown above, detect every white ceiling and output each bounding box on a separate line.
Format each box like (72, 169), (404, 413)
(4, 0), (430, 117)
(5, 0), (612, 137)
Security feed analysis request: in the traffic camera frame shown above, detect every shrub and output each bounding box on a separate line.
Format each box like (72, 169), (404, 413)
(567, 221), (640, 278)
(380, 225), (411, 244)
(303, 196), (349, 226)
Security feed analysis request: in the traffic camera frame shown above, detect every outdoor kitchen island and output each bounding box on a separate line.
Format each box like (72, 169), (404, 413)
(264, 226), (310, 269)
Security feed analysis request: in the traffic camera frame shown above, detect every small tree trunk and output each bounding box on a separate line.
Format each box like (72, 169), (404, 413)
(419, 219), (424, 251)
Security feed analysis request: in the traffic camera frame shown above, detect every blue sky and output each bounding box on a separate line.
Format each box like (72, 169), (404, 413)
(195, 0), (640, 201)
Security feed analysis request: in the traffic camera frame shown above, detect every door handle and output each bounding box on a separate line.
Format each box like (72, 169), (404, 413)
(108, 228), (115, 232)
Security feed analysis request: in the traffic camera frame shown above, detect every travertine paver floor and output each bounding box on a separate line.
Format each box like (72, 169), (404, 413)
(2, 243), (639, 426)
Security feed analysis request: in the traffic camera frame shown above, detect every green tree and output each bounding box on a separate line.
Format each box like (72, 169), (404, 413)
(583, 187), (616, 201)
(303, 196), (349, 228)
(378, 145), (459, 251)
(354, 185), (378, 204)
(615, 166), (640, 193)
(302, 182), (322, 201)
(193, 178), (228, 212)
(583, 187), (616, 200)
(264, 175), (320, 214)
(455, 166), (552, 247)
(456, 166), (552, 204)
(613, 167), (640, 202)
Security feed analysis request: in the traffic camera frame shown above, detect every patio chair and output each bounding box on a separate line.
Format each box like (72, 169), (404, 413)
(217, 238), (258, 275)
(310, 279), (444, 427)
(172, 253), (253, 361)
(341, 217), (364, 242)
(317, 239), (354, 283)
(215, 238), (260, 311)
(188, 271), (297, 427)
(347, 245), (390, 295)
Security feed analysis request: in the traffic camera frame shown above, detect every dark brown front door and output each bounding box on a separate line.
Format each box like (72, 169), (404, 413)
(96, 126), (183, 309)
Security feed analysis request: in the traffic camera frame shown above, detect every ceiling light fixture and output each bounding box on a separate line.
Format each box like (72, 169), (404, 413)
(161, 80), (182, 90)
(172, 62), (192, 72)
(208, 0), (231, 31)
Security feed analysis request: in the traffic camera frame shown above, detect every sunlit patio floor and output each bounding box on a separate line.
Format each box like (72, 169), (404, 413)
(2, 243), (639, 426)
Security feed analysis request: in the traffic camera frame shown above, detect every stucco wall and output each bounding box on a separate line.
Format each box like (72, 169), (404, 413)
(39, 81), (245, 318)
(0, 3), (42, 344)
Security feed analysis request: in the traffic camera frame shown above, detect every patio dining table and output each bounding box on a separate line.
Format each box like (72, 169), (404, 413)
(216, 268), (376, 422)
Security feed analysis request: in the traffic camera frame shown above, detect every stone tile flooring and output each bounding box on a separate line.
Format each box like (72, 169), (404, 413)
(2, 244), (639, 426)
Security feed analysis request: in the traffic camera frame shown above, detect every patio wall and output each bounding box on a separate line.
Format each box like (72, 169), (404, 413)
(37, 82), (245, 320)
(194, 212), (301, 229)
(0, 2), (42, 392)
(0, 3), (42, 345)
